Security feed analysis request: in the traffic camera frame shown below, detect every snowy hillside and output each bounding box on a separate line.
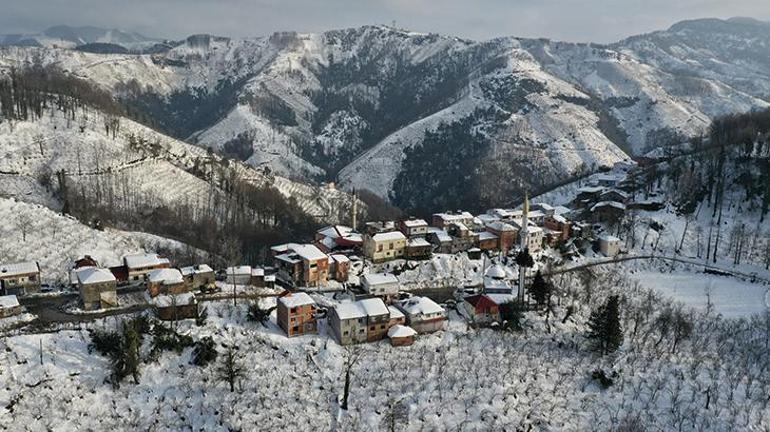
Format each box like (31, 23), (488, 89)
(0, 197), (189, 282)
(2, 19), (769, 212)
(0, 103), (352, 223)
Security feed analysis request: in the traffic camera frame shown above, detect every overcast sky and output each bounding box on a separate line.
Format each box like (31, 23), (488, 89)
(1, 0), (769, 43)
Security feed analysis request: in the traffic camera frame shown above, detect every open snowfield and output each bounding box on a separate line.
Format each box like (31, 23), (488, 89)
(1, 267), (768, 431)
(629, 270), (770, 318)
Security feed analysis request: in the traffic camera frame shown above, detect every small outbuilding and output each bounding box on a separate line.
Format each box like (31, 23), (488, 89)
(387, 325), (417, 346)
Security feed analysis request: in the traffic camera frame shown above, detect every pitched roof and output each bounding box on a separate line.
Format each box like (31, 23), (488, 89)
(478, 231), (499, 241)
(226, 265), (252, 276)
(464, 294), (499, 310)
(590, 201), (627, 212)
(372, 231), (406, 242)
(398, 296), (444, 316)
(407, 237), (431, 247)
(599, 234), (621, 242)
(150, 292), (196, 307)
(123, 253), (169, 269)
(334, 301), (367, 320)
(387, 324), (417, 338)
(278, 292), (315, 308)
(0, 295), (20, 308)
(0, 261), (39, 278)
(388, 305), (404, 320)
(180, 264), (213, 276)
(402, 219), (428, 228)
(358, 297), (389, 316)
(147, 268), (184, 285)
(362, 273), (399, 286)
(290, 244), (328, 261)
(75, 267), (116, 285)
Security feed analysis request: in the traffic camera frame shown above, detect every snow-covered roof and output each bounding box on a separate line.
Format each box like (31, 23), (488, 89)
(330, 254), (350, 263)
(388, 305), (404, 320)
(577, 186), (604, 194)
(0, 261), (39, 278)
(599, 234), (621, 242)
(75, 267), (116, 285)
(450, 221), (469, 232)
(317, 225), (363, 243)
(590, 201), (627, 212)
(428, 228), (452, 243)
(399, 296), (444, 316)
(275, 253), (301, 264)
(553, 206), (572, 216)
(124, 253), (169, 269)
(150, 292), (196, 307)
(528, 226), (543, 234)
(550, 214), (569, 224)
(478, 231), (498, 241)
(402, 219), (428, 228)
(264, 275), (276, 282)
(485, 264), (507, 279)
(535, 203), (554, 212)
(180, 264), (213, 276)
(372, 231), (406, 242)
(147, 268), (184, 285)
(476, 214), (501, 224)
(358, 297), (389, 316)
(486, 293), (516, 305)
(362, 273), (399, 286)
(278, 292), (315, 308)
(434, 211), (473, 221)
(388, 324), (417, 338)
(0, 295), (20, 308)
(485, 220), (516, 232)
(601, 189), (629, 199)
(334, 301), (366, 320)
(290, 244), (328, 261)
(407, 237), (431, 247)
(226, 265), (252, 276)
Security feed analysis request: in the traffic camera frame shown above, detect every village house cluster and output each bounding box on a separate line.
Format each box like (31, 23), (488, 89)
(1, 161), (637, 345)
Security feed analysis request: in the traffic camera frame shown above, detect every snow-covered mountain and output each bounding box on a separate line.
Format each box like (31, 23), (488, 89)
(1, 18), (769, 213)
(0, 25), (160, 51)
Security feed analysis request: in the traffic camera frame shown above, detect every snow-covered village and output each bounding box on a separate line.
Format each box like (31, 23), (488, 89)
(2, 3), (770, 431)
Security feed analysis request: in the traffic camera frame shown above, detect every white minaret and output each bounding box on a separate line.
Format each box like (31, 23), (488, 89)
(518, 193), (530, 302)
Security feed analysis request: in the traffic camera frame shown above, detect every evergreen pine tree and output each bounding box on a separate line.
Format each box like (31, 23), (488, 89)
(122, 324), (141, 384)
(530, 270), (551, 307)
(587, 295), (623, 355)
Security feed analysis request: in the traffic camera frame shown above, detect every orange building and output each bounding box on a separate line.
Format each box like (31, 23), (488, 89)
(277, 292), (318, 337)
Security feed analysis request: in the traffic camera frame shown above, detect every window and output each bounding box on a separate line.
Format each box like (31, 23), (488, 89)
(370, 326), (374, 331)
(377, 244), (383, 252)
(343, 331), (349, 336)
(380, 324), (385, 329)
(290, 307), (297, 314)
(292, 326), (299, 332)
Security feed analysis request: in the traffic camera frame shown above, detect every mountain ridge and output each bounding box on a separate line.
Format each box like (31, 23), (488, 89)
(2, 17), (769, 214)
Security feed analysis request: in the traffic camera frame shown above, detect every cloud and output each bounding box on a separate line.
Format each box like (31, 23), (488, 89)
(0, 0), (769, 43)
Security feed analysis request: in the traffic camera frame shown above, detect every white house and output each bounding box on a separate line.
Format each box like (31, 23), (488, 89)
(361, 273), (399, 300)
(397, 296), (446, 333)
(599, 234), (621, 257)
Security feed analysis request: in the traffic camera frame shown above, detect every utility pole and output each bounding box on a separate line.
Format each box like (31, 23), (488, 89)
(351, 188), (357, 230)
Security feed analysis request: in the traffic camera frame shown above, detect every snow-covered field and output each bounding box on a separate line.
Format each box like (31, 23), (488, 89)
(1, 267), (768, 431)
(0, 197), (190, 282)
(629, 270), (770, 318)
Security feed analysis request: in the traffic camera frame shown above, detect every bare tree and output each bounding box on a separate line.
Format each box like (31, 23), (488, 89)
(16, 213), (33, 242)
(340, 346), (361, 411)
(217, 345), (244, 393)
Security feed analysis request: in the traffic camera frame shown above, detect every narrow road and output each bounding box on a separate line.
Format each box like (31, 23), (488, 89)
(542, 254), (770, 284)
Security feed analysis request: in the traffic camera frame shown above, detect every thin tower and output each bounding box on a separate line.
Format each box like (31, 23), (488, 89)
(351, 188), (357, 230)
(517, 193), (530, 301)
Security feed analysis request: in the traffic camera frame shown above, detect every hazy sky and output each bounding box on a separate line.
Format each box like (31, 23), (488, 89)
(1, 0), (769, 43)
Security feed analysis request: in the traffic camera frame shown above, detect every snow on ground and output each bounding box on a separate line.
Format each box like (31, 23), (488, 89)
(0, 197), (189, 283)
(1, 266), (768, 431)
(628, 269), (770, 318)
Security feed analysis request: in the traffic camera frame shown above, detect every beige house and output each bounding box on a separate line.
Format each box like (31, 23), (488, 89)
(146, 268), (187, 297)
(361, 273), (399, 302)
(180, 264), (215, 291)
(363, 231), (407, 263)
(75, 267), (118, 311)
(0, 295), (23, 318)
(123, 253), (170, 281)
(0, 261), (41, 296)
